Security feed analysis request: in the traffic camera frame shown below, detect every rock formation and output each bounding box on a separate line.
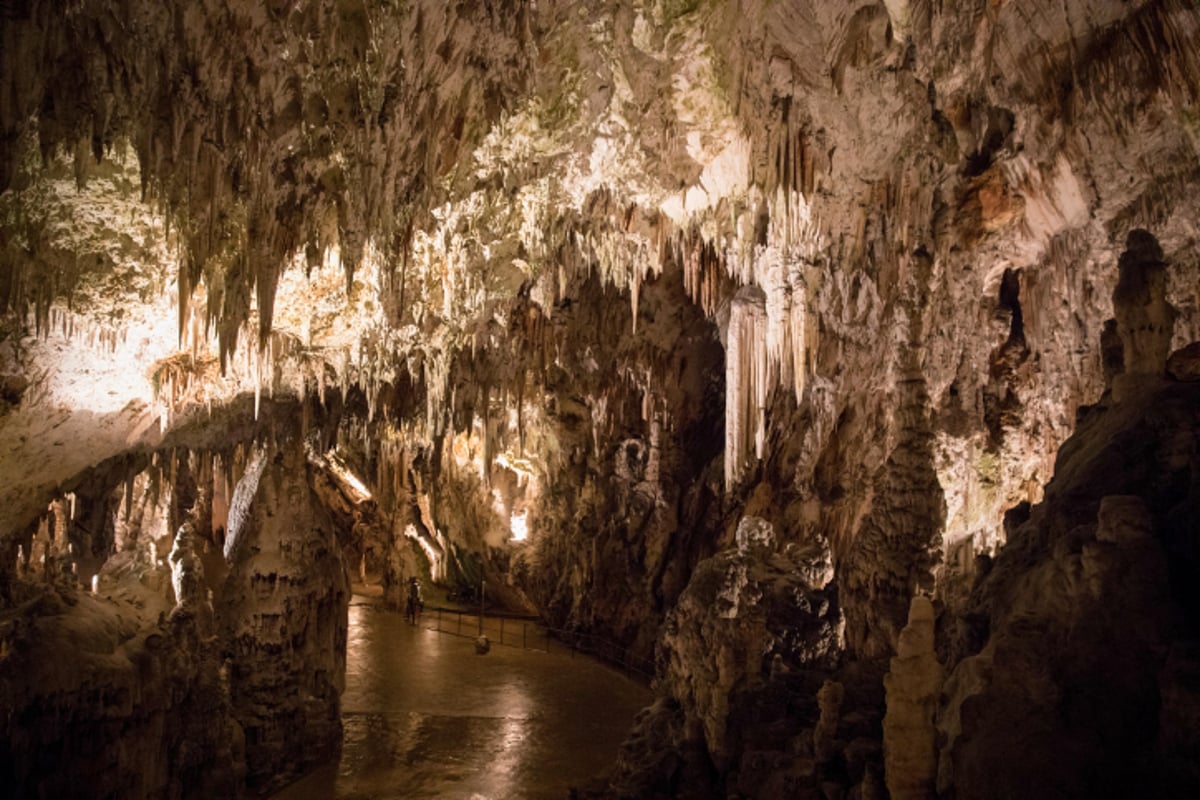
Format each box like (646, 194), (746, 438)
(883, 596), (942, 800)
(2, 0), (1200, 797)
(658, 517), (840, 769)
(1110, 229), (1178, 401)
(937, 378), (1198, 799)
(0, 551), (245, 798)
(218, 441), (349, 793)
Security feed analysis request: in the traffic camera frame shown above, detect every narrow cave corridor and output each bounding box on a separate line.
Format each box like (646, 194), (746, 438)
(3, 1), (1200, 799)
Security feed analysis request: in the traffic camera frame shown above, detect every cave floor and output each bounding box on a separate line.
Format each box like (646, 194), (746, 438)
(270, 595), (652, 800)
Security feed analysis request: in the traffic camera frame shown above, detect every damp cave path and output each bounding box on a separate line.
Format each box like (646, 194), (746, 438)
(270, 594), (653, 800)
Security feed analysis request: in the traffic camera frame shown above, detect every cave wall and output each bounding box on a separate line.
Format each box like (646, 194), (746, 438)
(1, 431), (354, 798)
(936, 380), (1200, 799)
(518, 262), (728, 662)
(2, 0), (1200, 797)
(219, 442), (350, 793)
(0, 584), (244, 800)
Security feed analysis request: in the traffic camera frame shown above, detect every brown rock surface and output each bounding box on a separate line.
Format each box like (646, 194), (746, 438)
(937, 381), (1199, 799)
(657, 517), (840, 777)
(883, 596), (942, 800)
(1167, 341), (1200, 382)
(2, 0), (1200, 796)
(0, 573), (243, 798)
(218, 442), (350, 793)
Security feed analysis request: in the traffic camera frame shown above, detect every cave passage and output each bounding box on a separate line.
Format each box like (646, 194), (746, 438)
(270, 594), (652, 800)
(5, 1), (1200, 797)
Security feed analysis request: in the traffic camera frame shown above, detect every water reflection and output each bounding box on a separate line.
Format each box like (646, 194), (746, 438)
(272, 598), (650, 800)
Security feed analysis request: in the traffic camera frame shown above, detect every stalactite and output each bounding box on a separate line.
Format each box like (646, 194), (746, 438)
(424, 347), (451, 442)
(482, 384), (493, 487)
(631, 258), (641, 334)
(725, 287), (769, 489)
(590, 393), (608, 460)
(641, 367), (653, 422)
(253, 348), (262, 422)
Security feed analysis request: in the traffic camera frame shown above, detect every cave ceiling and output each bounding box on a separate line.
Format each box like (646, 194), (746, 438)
(2, 0), (1199, 564)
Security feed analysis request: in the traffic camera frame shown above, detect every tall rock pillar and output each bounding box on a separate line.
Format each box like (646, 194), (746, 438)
(219, 443), (350, 793)
(883, 595), (943, 800)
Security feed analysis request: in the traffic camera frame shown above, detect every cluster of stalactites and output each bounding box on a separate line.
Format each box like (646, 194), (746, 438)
(1, 0), (537, 382)
(670, 187), (821, 490)
(547, 180), (821, 492)
(11, 497), (77, 593)
(152, 310), (336, 428)
(681, 235), (725, 317)
(7, 444), (270, 597)
(424, 346), (452, 442)
(566, 187), (669, 335)
(372, 431), (413, 516)
(757, 240), (810, 409)
(32, 306), (129, 354)
(725, 287), (771, 489)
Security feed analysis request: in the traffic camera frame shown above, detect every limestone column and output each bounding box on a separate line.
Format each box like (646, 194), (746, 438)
(883, 595), (943, 800)
(1111, 229), (1176, 402)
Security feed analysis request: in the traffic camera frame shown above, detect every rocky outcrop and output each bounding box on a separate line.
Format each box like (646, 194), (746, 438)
(1167, 342), (1200, 382)
(219, 443), (349, 793)
(658, 517), (840, 769)
(0, 565), (243, 799)
(1, 431), (358, 798)
(937, 379), (1200, 799)
(883, 596), (942, 800)
(1110, 230), (1178, 402)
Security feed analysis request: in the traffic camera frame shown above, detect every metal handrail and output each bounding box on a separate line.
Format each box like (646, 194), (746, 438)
(423, 606), (653, 682)
(543, 625), (655, 681)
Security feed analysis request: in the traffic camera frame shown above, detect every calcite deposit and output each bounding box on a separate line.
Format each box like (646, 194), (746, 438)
(218, 442), (349, 793)
(3, 0), (1200, 797)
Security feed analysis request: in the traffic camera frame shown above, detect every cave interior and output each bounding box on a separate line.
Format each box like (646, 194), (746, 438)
(3, 1), (1200, 798)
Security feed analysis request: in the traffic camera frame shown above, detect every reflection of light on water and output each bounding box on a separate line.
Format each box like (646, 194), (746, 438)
(509, 510), (528, 542)
(501, 717), (527, 750)
(336, 598), (545, 800)
(474, 667), (531, 800)
(346, 603), (366, 675)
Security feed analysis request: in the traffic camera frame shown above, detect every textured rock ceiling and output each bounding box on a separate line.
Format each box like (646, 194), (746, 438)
(3, 0), (1200, 640)
(5, 1), (1200, 798)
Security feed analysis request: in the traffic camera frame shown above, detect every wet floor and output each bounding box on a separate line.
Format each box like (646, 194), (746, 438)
(271, 597), (652, 800)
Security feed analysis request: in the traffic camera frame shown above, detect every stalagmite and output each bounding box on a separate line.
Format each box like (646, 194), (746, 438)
(883, 596), (942, 800)
(1111, 229), (1177, 402)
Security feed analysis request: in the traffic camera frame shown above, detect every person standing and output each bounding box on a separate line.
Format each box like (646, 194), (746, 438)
(405, 576), (423, 625)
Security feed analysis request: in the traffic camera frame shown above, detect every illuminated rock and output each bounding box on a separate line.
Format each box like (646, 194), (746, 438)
(883, 595), (941, 800)
(2, 1), (1200, 797)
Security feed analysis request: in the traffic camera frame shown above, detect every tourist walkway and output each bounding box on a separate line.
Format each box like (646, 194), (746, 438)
(271, 595), (652, 799)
